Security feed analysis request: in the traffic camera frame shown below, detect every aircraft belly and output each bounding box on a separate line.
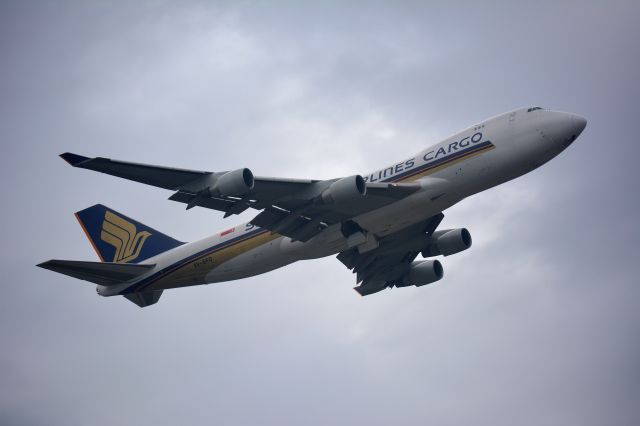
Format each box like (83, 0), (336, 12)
(355, 186), (458, 237)
(140, 230), (282, 291)
(204, 237), (294, 282)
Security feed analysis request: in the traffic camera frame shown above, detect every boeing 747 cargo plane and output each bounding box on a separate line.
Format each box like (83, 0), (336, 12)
(38, 107), (586, 307)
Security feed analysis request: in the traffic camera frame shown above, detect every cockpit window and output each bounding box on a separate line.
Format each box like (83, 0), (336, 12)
(527, 107), (543, 112)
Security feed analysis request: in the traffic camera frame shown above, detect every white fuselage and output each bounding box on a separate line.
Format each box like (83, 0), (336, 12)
(99, 107), (585, 296)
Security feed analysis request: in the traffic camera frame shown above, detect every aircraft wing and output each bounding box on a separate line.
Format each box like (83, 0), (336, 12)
(337, 213), (444, 296)
(61, 153), (422, 242)
(60, 152), (212, 190)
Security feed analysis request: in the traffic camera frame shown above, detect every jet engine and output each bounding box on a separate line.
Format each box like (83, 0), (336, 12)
(321, 175), (367, 204)
(396, 260), (444, 288)
(422, 228), (472, 257)
(212, 168), (255, 197)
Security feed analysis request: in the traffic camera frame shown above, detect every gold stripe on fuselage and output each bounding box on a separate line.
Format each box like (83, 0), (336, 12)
(146, 231), (280, 291)
(396, 143), (495, 183)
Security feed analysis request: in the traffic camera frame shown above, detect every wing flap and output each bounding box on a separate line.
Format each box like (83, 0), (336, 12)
(37, 260), (155, 286)
(354, 278), (388, 296)
(168, 190), (237, 211)
(250, 207), (327, 242)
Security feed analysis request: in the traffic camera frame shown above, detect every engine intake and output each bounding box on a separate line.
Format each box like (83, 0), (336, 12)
(397, 260), (444, 288)
(422, 228), (472, 257)
(212, 168), (254, 197)
(321, 175), (367, 204)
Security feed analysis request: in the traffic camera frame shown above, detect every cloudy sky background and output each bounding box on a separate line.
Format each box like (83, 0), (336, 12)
(1, 1), (639, 425)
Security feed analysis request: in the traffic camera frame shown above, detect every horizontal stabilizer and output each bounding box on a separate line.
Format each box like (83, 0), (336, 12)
(37, 260), (155, 286)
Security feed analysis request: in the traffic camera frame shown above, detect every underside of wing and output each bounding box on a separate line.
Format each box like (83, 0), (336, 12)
(248, 180), (421, 242)
(337, 213), (445, 296)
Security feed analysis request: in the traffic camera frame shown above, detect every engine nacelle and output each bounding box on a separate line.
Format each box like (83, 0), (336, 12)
(321, 175), (367, 204)
(212, 168), (254, 197)
(422, 228), (472, 257)
(397, 260), (444, 287)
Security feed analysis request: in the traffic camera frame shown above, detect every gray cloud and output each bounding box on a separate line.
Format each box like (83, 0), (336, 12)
(1, 1), (639, 425)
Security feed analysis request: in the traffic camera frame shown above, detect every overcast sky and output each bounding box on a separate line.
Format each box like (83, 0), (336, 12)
(1, 1), (639, 425)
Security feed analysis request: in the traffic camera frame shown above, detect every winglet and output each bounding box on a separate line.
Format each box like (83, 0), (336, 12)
(60, 152), (90, 166)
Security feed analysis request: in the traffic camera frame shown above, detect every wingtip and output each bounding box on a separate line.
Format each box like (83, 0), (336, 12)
(60, 152), (90, 166)
(36, 260), (53, 269)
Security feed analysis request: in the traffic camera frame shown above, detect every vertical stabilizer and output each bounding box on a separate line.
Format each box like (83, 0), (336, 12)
(75, 204), (184, 264)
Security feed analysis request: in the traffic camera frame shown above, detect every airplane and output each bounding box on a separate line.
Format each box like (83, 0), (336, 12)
(38, 107), (587, 307)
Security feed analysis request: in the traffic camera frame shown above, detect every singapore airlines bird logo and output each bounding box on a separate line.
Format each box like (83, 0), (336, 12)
(100, 211), (152, 263)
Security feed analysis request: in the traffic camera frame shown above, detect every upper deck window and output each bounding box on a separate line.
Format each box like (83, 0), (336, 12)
(527, 107), (543, 112)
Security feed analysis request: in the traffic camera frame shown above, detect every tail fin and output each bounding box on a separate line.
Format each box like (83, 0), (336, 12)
(75, 204), (184, 264)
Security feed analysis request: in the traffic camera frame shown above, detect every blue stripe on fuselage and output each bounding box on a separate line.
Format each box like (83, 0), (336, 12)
(124, 227), (269, 294)
(385, 140), (494, 183)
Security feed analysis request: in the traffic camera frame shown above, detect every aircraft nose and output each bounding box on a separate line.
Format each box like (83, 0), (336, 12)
(540, 111), (587, 148)
(572, 114), (587, 136)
